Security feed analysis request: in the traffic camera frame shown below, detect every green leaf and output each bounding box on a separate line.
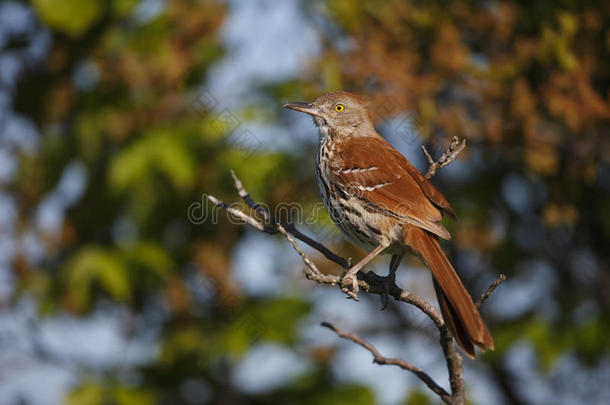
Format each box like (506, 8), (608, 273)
(65, 382), (104, 405)
(121, 241), (174, 278)
(221, 314), (261, 357)
(218, 150), (289, 197)
(114, 386), (154, 405)
(33, 0), (102, 37)
(403, 390), (431, 405)
(109, 129), (195, 194)
(254, 297), (311, 344)
(160, 327), (210, 366)
(312, 384), (375, 405)
(63, 246), (130, 310)
(111, 0), (138, 17)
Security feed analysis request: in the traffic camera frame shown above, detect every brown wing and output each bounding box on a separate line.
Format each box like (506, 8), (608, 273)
(332, 135), (455, 240)
(398, 155), (456, 220)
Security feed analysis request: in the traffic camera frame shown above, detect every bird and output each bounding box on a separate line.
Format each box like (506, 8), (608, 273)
(283, 91), (494, 358)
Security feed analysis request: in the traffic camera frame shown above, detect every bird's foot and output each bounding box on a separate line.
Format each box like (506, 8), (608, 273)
(340, 271), (360, 301)
(338, 245), (387, 302)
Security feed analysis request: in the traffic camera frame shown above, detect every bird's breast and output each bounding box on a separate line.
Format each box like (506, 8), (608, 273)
(315, 140), (402, 252)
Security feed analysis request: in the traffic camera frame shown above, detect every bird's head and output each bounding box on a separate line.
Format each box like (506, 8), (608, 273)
(284, 91), (373, 137)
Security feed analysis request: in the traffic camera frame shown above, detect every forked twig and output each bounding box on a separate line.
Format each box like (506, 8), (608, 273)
(423, 136), (466, 179)
(476, 274), (506, 308)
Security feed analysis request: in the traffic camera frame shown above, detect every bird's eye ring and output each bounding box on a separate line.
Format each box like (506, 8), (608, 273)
(335, 104), (345, 112)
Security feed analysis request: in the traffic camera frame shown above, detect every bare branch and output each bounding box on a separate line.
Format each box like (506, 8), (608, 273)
(229, 170), (349, 268)
(476, 274), (506, 308)
(321, 321), (453, 404)
(207, 195), (266, 232)
(230, 170), (272, 222)
(423, 136), (466, 179)
(397, 288), (464, 404)
(279, 223), (349, 269)
(274, 222), (341, 285)
(421, 144), (435, 166)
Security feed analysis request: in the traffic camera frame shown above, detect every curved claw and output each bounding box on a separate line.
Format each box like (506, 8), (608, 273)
(342, 286), (360, 301)
(341, 273), (360, 301)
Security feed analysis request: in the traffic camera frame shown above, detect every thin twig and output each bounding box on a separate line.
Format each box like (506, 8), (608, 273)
(279, 223), (349, 269)
(321, 322), (453, 404)
(275, 223), (341, 285)
(423, 136), (466, 179)
(230, 170), (272, 222)
(207, 195), (265, 232)
(475, 274), (506, 308)
(229, 170), (349, 268)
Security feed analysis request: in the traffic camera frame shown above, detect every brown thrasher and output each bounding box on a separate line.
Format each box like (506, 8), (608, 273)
(284, 91), (493, 357)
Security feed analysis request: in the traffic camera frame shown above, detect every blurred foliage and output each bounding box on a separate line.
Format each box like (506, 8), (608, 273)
(3, 0), (609, 404)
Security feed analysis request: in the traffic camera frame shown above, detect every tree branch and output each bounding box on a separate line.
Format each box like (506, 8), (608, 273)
(321, 321), (453, 403)
(475, 274), (506, 308)
(423, 136), (466, 179)
(229, 170), (349, 269)
(206, 137), (501, 405)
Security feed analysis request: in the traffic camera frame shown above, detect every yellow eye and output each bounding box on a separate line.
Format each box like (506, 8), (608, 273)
(334, 104), (345, 112)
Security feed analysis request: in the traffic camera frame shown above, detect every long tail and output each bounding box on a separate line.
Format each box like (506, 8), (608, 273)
(404, 225), (494, 358)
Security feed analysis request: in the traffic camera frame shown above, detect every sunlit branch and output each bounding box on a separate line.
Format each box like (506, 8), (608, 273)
(423, 136), (466, 179)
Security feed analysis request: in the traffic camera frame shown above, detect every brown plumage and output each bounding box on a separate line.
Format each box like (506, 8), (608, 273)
(284, 91), (493, 357)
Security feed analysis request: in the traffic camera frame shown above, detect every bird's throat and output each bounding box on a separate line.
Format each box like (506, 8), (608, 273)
(314, 117), (332, 140)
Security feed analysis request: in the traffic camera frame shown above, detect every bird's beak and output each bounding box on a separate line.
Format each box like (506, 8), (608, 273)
(283, 102), (321, 117)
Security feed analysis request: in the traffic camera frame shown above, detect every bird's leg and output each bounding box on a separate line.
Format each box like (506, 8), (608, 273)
(380, 253), (404, 310)
(341, 244), (386, 301)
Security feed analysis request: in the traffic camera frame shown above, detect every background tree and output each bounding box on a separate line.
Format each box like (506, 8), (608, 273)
(1, 0), (609, 404)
